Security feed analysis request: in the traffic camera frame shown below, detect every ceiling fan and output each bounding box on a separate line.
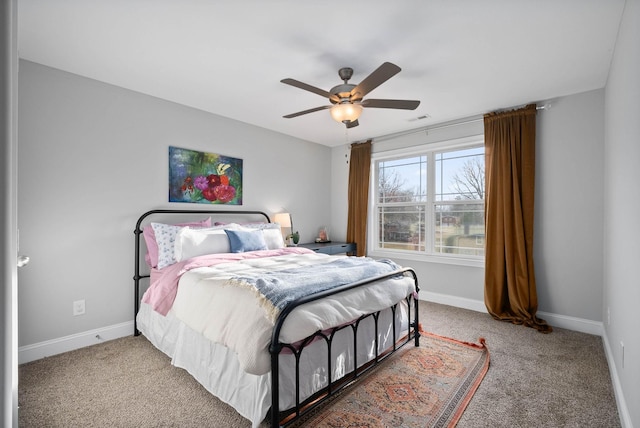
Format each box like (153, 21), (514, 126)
(281, 62), (420, 128)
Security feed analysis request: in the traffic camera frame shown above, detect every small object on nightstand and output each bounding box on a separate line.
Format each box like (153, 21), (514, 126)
(316, 226), (330, 243)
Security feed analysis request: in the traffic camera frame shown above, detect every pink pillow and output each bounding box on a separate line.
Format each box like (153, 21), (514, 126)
(142, 217), (211, 268)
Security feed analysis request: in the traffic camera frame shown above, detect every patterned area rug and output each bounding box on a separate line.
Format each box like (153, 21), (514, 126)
(291, 332), (490, 427)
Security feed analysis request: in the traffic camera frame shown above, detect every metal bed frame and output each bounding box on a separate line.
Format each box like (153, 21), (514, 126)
(133, 209), (420, 427)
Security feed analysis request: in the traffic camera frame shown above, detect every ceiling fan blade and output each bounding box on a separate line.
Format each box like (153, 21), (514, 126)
(345, 119), (359, 129)
(350, 62), (401, 101)
(283, 105), (331, 119)
(281, 78), (339, 102)
(361, 98), (420, 110)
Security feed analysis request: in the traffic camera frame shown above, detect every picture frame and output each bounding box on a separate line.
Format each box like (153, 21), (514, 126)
(168, 146), (243, 205)
(316, 226), (330, 243)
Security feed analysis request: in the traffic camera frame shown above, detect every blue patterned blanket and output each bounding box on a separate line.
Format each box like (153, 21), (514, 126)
(228, 257), (401, 322)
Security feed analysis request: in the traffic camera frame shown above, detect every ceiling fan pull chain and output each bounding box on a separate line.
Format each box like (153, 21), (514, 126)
(345, 139), (350, 164)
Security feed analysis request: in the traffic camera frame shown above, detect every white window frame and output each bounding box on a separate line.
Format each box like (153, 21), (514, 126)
(368, 135), (485, 268)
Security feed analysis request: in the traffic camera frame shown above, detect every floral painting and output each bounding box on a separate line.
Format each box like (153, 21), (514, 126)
(169, 146), (243, 205)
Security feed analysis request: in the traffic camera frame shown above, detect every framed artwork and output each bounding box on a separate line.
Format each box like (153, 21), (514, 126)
(168, 146), (243, 205)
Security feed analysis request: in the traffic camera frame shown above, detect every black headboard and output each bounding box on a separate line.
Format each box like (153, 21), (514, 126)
(133, 209), (271, 335)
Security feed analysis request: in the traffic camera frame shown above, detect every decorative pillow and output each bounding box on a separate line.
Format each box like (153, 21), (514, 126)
(224, 229), (268, 253)
(142, 217), (211, 268)
(174, 227), (232, 261)
(259, 228), (285, 250)
(232, 223), (285, 249)
(151, 223), (185, 269)
(213, 222), (285, 250)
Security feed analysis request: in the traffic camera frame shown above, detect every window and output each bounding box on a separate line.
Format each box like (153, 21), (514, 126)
(370, 140), (485, 265)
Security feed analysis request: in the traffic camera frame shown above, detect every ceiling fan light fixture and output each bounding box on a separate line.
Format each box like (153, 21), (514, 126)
(330, 103), (362, 124)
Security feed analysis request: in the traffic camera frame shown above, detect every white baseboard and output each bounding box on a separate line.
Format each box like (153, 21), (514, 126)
(421, 291), (488, 313)
(602, 331), (632, 428)
(18, 321), (134, 365)
(420, 291), (604, 336)
(537, 310), (603, 336)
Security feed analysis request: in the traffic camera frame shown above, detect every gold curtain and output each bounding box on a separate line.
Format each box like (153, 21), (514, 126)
(346, 141), (372, 257)
(484, 104), (551, 333)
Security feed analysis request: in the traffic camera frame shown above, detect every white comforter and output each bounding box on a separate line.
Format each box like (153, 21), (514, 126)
(169, 252), (415, 375)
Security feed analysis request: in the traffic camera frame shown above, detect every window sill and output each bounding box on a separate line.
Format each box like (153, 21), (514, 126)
(368, 249), (485, 268)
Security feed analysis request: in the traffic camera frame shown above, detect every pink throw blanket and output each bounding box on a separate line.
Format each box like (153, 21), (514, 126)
(142, 247), (315, 315)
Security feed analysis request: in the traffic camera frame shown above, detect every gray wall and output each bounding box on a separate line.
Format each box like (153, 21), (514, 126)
(603, 0), (640, 425)
(331, 89), (606, 325)
(535, 90), (604, 321)
(17, 60), (333, 346)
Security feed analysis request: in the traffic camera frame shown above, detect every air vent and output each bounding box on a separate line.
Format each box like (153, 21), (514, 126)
(408, 114), (430, 122)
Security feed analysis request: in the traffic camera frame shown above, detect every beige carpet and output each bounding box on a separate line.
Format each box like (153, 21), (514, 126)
(19, 301), (621, 427)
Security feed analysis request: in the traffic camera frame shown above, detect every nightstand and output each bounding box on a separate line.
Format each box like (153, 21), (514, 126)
(298, 241), (356, 255)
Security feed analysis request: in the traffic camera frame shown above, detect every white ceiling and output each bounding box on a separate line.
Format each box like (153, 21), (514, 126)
(17, 0), (625, 147)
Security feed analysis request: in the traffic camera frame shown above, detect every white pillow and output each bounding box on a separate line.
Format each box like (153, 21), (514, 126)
(173, 222), (285, 262)
(262, 228), (285, 250)
(174, 227), (232, 261)
(235, 224), (285, 250)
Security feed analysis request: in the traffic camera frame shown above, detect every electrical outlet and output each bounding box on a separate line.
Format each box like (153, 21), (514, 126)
(621, 341), (624, 368)
(73, 300), (85, 316)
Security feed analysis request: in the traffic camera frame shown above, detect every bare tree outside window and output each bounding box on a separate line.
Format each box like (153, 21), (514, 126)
(451, 157), (484, 200)
(379, 170), (414, 203)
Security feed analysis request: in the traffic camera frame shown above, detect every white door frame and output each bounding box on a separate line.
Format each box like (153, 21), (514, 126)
(1, 0), (19, 426)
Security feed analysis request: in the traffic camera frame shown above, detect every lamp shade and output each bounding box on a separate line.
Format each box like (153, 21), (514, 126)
(273, 213), (292, 229)
(330, 103), (363, 123)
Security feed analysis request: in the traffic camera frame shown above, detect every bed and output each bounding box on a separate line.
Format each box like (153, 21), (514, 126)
(133, 209), (420, 427)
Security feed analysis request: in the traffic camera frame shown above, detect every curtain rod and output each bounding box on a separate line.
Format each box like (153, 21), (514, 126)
(370, 115), (483, 143)
(364, 102), (551, 145)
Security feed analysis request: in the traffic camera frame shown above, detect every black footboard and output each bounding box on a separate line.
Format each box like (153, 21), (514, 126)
(269, 268), (420, 427)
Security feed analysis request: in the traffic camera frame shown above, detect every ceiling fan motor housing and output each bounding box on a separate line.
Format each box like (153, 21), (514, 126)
(330, 84), (356, 104)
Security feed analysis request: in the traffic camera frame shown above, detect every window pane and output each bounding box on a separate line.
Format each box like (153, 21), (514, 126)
(435, 147), (484, 202)
(378, 156), (427, 203)
(378, 206), (425, 251)
(372, 141), (484, 261)
(434, 203), (485, 256)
